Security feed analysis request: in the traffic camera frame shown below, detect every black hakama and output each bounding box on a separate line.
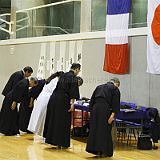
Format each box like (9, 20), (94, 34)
(19, 96), (31, 132)
(0, 97), (19, 135)
(0, 79), (29, 135)
(43, 71), (79, 148)
(86, 82), (120, 157)
(19, 79), (45, 132)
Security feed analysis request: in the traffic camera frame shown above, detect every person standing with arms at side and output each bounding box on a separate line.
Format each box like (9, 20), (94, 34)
(43, 63), (81, 148)
(86, 78), (120, 157)
(0, 77), (38, 136)
(2, 66), (33, 97)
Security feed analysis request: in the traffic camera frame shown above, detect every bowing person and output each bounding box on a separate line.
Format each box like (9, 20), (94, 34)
(0, 77), (38, 136)
(43, 63), (81, 149)
(86, 78), (120, 157)
(19, 79), (46, 133)
(28, 71), (64, 137)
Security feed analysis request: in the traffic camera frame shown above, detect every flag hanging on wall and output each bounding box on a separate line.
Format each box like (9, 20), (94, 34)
(147, 0), (160, 74)
(103, 0), (131, 74)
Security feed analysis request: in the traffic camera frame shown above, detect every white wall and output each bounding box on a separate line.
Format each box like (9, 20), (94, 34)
(0, 43), (40, 105)
(1, 31), (160, 111)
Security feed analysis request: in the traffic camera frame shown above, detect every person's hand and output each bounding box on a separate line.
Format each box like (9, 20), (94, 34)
(29, 98), (34, 108)
(108, 115), (114, 124)
(68, 104), (74, 112)
(29, 102), (33, 108)
(11, 102), (16, 110)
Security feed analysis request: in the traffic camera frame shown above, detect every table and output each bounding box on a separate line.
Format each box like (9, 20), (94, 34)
(74, 104), (149, 124)
(73, 103), (151, 146)
(73, 103), (90, 128)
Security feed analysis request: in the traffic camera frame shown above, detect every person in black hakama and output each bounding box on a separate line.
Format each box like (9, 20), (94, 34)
(2, 66), (33, 96)
(0, 77), (38, 136)
(86, 78), (120, 157)
(19, 79), (46, 133)
(43, 63), (81, 148)
(1, 66), (33, 132)
(146, 108), (160, 149)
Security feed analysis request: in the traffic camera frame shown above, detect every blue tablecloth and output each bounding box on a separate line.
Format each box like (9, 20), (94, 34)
(74, 104), (90, 112)
(116, 109), (150, 126)
(74, 103), (150, 126)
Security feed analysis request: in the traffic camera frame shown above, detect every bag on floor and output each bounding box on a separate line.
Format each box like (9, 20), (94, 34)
(137, 134), (152, 150)
(71, 124), (89, 137)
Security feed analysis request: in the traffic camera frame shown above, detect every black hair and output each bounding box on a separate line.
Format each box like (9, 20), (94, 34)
(23, 66), (33, 73)
(70, 63), (81, 70)
(46, 71), (64, 84)
(77, 76), (83, 86)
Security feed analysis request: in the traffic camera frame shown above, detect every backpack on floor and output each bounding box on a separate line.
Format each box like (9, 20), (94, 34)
(137, 134), (152, 150)
(71, 123), (89, 137)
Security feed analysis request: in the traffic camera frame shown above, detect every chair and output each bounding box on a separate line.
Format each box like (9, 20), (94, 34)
(115, 119), (127, 143)
(115, 119), (142, 145)
(125, 121), (142, 145)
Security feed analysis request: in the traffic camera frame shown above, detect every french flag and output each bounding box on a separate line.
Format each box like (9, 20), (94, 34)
(103, 0), (131, 74)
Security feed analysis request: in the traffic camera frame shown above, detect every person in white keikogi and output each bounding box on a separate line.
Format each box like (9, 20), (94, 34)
(27, 71), (64, 138)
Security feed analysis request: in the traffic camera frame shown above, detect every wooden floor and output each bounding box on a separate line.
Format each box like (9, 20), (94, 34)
(0, 134), (160, 160)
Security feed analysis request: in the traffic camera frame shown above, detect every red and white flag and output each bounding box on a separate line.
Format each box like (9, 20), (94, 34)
(147, 0), (160, 74)
(103, 0), (131, 74)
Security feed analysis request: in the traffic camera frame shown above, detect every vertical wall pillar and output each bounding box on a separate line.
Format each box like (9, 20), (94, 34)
(11, 0), (46, 38)
(80, 0), (92, 32)
(10, 0), (17, 39)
